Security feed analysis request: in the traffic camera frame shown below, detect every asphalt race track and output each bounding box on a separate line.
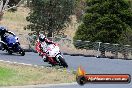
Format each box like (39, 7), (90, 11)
(0, 51), (132, 88)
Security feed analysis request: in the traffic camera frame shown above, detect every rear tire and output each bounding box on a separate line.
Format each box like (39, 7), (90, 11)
(1, 43), (7, 51)
(0, 43), (12, 54)
(8, 50), (12, 55)
(58, 56), (68, 68)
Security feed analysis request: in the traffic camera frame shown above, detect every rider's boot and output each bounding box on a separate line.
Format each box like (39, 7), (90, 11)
(43, 55), (48, 62)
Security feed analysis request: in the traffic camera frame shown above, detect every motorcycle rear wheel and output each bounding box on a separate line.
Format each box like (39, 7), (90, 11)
(8, 50), (12, 55)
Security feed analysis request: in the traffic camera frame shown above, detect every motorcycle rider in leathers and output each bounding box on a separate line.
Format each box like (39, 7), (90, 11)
(36, 34), (55, 62)
(0, 26), (16, 51)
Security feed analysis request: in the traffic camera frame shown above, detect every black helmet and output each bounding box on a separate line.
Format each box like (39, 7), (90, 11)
(39, 34), (45, 42)
(0, 26), (7, 35)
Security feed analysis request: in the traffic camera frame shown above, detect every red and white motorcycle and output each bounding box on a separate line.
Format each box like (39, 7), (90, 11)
(36, 41), (68, 68)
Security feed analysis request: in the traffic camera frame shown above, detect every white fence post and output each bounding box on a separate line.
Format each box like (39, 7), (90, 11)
(96, 42), (102, 58)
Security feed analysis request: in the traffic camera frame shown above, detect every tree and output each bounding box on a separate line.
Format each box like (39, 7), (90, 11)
(1, 0), (23, 12)
(74, 0), (86, 21)
(2, 0), (21, 7)
(74, 0), (132, 45)
(26, 0), (75, 37)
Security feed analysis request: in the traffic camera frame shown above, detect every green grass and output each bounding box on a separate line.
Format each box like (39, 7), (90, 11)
(0, 67), (16, 86)
(0, 62), (75, 86)
(0, 67), (14, 78)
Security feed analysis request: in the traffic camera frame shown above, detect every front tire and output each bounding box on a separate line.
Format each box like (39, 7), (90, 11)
(17, 45), (25, 56)
(58, 56), (68, 68)
(19, 51), (25, 56)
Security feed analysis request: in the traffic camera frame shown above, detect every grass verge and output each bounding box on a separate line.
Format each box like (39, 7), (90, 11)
(0, 62), (75, 86)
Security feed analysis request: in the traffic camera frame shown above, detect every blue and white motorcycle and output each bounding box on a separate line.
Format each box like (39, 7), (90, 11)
(0, 35), (25, 56)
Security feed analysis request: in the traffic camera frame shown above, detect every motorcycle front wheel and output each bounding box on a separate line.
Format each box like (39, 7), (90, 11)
(58, 56), (68, 68)
(19, 50), (25, 56)
(17, 45), (25, 56)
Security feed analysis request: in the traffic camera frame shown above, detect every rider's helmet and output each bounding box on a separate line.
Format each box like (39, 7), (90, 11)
(39, 34), (46, 42)
(0, 26), (7, 35)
